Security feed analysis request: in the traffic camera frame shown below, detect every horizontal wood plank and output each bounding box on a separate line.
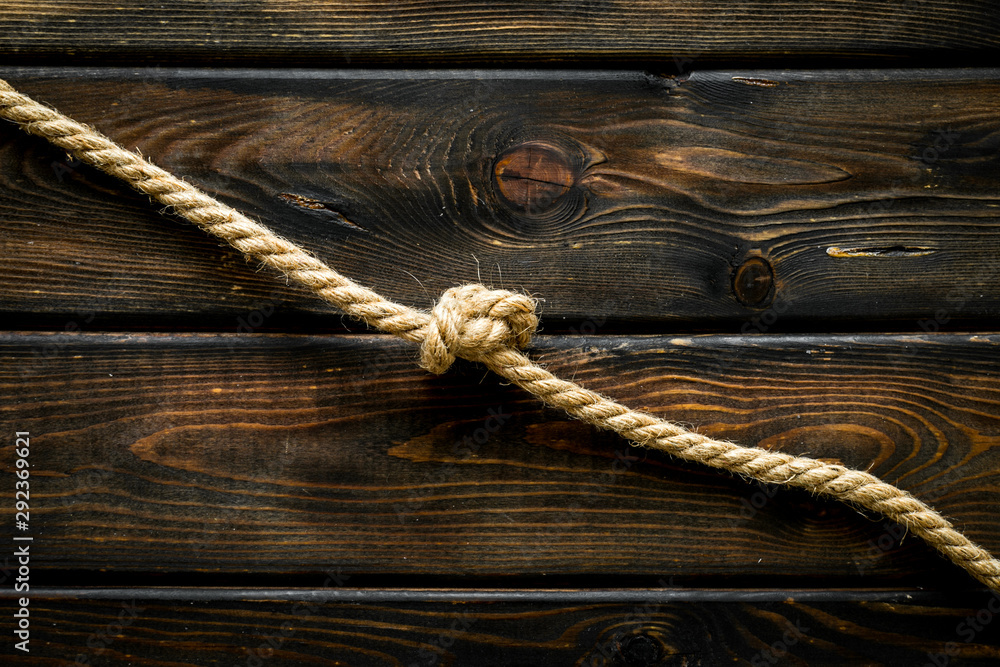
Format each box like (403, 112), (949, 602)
(2, 332), (998, 585)
(2, 68), (1000, 331)
(2, 589), (999, 665)
(2, 1), (1000, 66)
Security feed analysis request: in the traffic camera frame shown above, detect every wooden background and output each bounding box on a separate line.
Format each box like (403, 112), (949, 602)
(1, 2), (999, 665)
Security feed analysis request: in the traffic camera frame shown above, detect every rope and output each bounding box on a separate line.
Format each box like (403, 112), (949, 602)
(3, 77), (998, 593)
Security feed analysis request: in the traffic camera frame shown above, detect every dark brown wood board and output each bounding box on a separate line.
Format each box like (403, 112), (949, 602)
(1, 589), (999, 666)
(2, 1), (1000, 67)
(2, 67), (1000, 332)
(2, 332), (998, 589)
(2, 17), (1000, 660)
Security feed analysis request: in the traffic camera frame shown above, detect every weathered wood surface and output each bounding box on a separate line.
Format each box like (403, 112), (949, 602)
(2, 589), (999, 665)
(3, 6), (1000, 664)
(3, 332), (998, 585)
(2, 1), (999, 66)
(2, 68), (999, 332)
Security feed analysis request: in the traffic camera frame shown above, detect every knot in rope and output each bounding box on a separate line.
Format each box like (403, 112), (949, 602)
(419, 284), (538, 374)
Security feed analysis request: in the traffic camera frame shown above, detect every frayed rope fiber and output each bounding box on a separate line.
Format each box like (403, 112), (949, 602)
(2, 77), (998, 592)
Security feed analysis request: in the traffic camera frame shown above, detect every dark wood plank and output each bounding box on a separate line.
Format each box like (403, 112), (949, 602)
(2, 332), (998, 585)
(2, 68), (999, 331)
(3, 589), (1000, 665)
(2, 1), (999, 66)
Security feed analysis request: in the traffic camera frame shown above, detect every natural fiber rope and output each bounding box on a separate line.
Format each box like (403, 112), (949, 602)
(3, 77), (998, 593)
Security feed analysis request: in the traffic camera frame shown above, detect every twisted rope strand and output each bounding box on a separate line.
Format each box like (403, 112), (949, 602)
(3, 77), (998, 592)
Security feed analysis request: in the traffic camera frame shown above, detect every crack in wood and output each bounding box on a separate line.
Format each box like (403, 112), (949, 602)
(278, 192), (365, 231)
(731, 76), (781, 87)
(826, 246), (935, 258)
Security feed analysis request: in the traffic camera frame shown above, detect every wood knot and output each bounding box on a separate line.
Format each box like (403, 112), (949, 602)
(419, 284), (538, 374)
(733, 257), (774, 307)
(618, 633), (663, 666)
(493, 142), (575, 215)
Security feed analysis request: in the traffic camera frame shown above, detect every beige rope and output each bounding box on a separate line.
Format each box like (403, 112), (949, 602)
(2, 77), (998, 593)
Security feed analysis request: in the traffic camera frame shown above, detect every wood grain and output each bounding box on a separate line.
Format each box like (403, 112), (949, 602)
(1, 1), (999, 66)
(2, 332), (998, 585)
(1, 68), (999, 331)
(2, 590), (999, 665)
(4, 3), (1000, 659)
